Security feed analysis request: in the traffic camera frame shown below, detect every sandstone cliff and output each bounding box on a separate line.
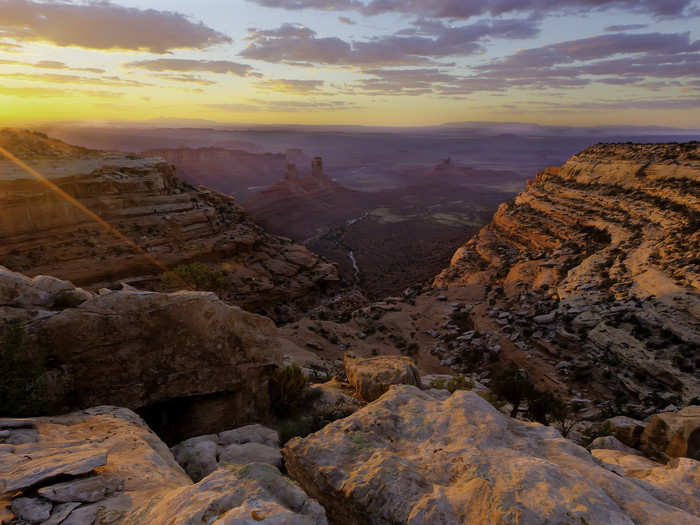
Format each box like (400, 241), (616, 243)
(435, 142), (700, 407)
(0, 129), (339, 320)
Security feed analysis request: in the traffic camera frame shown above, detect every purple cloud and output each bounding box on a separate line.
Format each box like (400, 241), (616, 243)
(124, 59), (256, 76)
(250, 0), (697, 19)
(241, 19), (539, 66)
(0, 0), (231, 53)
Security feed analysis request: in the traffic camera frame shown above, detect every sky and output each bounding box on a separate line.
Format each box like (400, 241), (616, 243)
(0, 0), (699, 127)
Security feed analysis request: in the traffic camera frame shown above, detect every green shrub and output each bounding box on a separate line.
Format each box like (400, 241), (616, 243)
(269, 364), (321, 417)
(0, 322), (48, 416)
(429, 378), (447, 390)
(478, 391), (507, 410)
(161, 262), (231, 292)
(447, 375), (475, 393)
(526, 390), (563, 425)
(491, 364), (534, 417)
(584, 420), (615, 443)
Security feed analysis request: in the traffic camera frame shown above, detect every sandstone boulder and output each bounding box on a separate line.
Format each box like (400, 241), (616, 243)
(344, 354), (421, 402)
(283, 386), (700, 525)
(641, 405), (700, 461)
(605, 415), (647, 448)
(1, 265), (298, 443)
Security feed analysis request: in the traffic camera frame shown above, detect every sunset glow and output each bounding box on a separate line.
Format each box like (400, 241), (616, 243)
(1, 0), (699, 127)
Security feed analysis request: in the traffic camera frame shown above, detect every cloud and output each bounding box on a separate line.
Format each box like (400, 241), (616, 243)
(2, 72), (151, 87)
(153, 74), (217, 86)
(341, 31), (700, 97)
(0, 85), (123, 98)
(240, 19), (538, 67)
(349, 68), (457, 95)
(338, 16), (356, 25)
(535, 96), (700, 111)
(124, 58), (256, 76)
(249, 0), (697, 19)
(604, 24), (648, 32)
(32, 60), (105, 73)
(0, 58), (106, 73)
(0, 41), (23, 52)
(254, 78), (327, 94)
(468, 33), (700, 91)
(209, 98), (358, 112)
(0, 0), (231, 53)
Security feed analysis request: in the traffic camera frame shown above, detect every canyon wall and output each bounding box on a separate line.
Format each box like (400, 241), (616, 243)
(0, 129), (339, 320)
(435, 142), (700, 408)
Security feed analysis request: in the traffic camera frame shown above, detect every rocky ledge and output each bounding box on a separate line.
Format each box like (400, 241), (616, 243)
(0, 407), (328, 525)
(435, 142), (700, 408)
(0, 129), (339, 321)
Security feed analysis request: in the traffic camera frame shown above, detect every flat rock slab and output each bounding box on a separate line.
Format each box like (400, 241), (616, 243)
(38, 475), (123, 503)
(0, 445), (108, 494)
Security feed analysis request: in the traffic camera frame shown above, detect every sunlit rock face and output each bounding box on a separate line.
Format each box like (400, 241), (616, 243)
(283, 386), (700, 525)
(434, 143), (700, 406)
(0, 128), (339, 321)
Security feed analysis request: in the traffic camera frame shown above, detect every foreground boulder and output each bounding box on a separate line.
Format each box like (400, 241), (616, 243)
(1, 265), (302, 443)
(641, 405), (700, 461)
(0, 407), (327, 524)
(283, 386), (700, 525)
(344, 354), (421, 402)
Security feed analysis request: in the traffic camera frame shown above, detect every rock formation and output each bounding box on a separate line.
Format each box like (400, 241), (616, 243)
(245, 157), (368, 239)
(344, 354), (421, 402)
(0, 129), (339, 321)
(283, 385), (700, 525)
(640, 405), (700, 461)
(435, 142), (700, 407)
(0, 264), (310, 443)
(0, 407), (328, 524)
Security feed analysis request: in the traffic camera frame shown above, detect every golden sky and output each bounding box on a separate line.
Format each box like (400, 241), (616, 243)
(1, 0), (699, 128)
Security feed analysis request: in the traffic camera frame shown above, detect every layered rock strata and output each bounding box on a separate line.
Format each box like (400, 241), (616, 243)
(435, 143), (700, 406)
(0, 129), (339, 320)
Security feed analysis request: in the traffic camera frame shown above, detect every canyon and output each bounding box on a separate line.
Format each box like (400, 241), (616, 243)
(0, 129), (339, 321)
(1, 130), (699, 524)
